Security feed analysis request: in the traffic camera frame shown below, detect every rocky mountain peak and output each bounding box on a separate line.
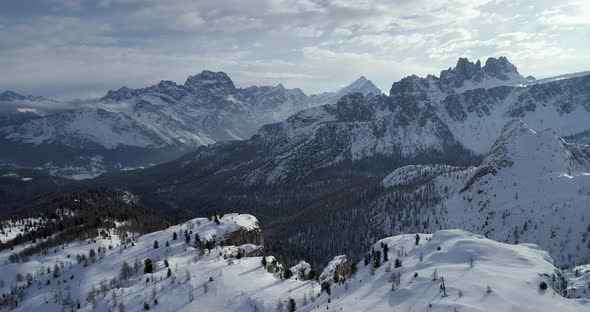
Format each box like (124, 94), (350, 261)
(336, 92), (375, 121)
(184, 70), (236, 94)
(340, 76), (381, 96)
(389, 74), (432, 96)
(101, 86), (139, 102)
(439, 57), (486, 89)
(482, 56), (520, 80)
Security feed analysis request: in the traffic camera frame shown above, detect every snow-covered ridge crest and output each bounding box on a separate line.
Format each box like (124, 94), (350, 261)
(462, 119), (590, 192)
(178, 213), (263, 245)
(328, 229), (588, 312)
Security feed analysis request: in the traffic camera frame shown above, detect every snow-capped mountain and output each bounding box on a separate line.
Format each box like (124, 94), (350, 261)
(0, 74), (379, 179)
(97, 71), (378, 147)
(3, 108), (167, 149)
(380, 120), (590, 267)
(83, 57), (590, 271)
(1, 207), (587, 311)
(308, 76), (381, 106)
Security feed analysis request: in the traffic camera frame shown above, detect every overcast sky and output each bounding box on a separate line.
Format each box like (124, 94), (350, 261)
(1, 0), (589, 99)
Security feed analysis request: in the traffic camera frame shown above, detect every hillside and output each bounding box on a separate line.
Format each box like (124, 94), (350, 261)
(377, 121), (590, 267)
(0, 212), (588, 311)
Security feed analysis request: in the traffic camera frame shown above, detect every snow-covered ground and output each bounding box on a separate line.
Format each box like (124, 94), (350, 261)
(0, 218), (43, 243)
(316, 230), (589, 312)
(1, 211), (588, 311)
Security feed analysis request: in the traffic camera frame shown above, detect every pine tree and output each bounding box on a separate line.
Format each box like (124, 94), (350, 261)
(383, 244), (389, 262)
(283, 269), (292, 279)
(53, 264), (61, 278)
(415, 234), (420, 246)
(164, 259), (169, 267)
(394, 258), (402, 268)
(185, 232), (191, 244)
(144, 259), (153, 274)
(321, 281), (331, 295)
(373, 250), (381, 268)
(153, 240), (159, 249)
(350, 262), (357, 277)
(167, 268), (172, 278)
(261, 256), (267, 268)
(120, 261), (133, 281)
(173, 232), (177, 240)
(288, 298), (296, 312)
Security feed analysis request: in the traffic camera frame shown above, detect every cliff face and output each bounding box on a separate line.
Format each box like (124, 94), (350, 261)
(222, 227), (264, 246)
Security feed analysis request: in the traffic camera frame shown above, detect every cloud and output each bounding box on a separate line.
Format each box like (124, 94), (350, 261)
(0, 0), (588, 97)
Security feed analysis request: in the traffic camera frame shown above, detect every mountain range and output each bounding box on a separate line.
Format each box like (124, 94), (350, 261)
(1, 56), (590, 310)
(72, 56), (590, 270)
(0, 75), (381, 178)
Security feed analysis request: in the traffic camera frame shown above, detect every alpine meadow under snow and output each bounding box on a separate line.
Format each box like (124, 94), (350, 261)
(2, 2), (590, 309)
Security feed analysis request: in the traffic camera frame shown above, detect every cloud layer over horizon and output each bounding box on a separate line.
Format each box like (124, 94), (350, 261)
(1, 0), (589, 99)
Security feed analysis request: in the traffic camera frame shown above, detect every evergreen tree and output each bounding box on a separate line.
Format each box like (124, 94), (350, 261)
(173, 232), (177, 240)
(321, 281), (331, 295)
(383, 244), (389, 262)
(153, 240), (159, 249)
(167, 268), (172, 278)
(283, 269), (292, 279)
(373, 250), (381, 268)
(120, 261), (133, 281)
(288, 298), (296, 312)
(185, 232), (191, 244)
(164, 259), (169, 267)
(144, 259), (153, 274)
(350, 262), (357, 277)
(261, 256), (267, 268)
(415, 234), (420, 246)
(394, 258), (402, 268)
(53, 264), (61, 278)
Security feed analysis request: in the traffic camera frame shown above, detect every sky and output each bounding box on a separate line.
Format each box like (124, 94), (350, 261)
(0, 0), (589, 99)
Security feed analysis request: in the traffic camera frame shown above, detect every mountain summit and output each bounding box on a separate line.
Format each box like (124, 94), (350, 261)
(391, 56), (527, 96)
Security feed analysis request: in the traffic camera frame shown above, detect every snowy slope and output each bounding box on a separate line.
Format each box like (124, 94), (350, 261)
(381, 121), (590, 267)
(317, 230), (589, 312)
(2, 214), (588, 311)
(2, 108), (166, 149)
(565, 264), (590, 299)
(0, 213), (319, 312)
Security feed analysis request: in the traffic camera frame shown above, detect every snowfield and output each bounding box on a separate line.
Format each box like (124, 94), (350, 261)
(1, 211), (588, 311)
(318, 230), (589, 312)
